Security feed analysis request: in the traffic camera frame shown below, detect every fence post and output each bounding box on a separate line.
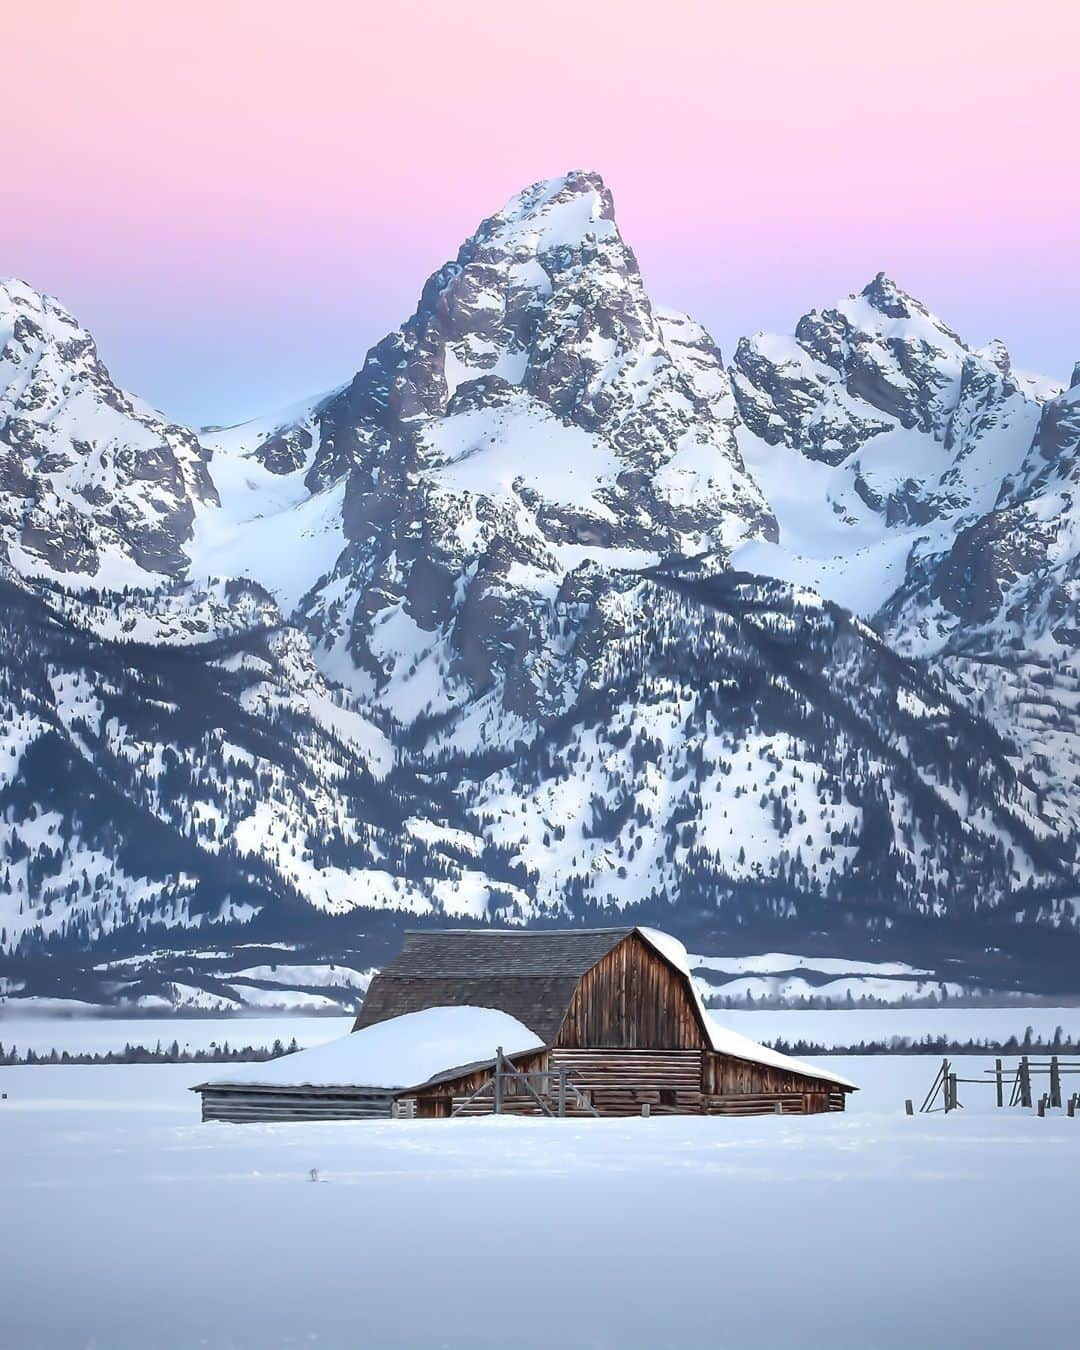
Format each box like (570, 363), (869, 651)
(905, 1099), (914, 1116)
(995, 1058), (1003, 1109)
(1050, 1056), (1061, 1109)
(1037, 1094), (1046, 1118)
(493, 1047), (503, 1115)
(557, 1069), (566, 1118)
(1020, 1056), (1032, 1108)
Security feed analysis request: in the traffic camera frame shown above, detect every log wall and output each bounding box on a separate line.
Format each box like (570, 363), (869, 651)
(702, 1052), (842, 1099)
(550, 1047), (703, 1115)
(198, 1085), (394, 1122)
(702, 1052), (846, 1114)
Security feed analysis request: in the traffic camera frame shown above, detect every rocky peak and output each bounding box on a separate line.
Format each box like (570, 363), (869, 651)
(301, 172), (774, 720)
(732, 275), (1041, 487)
(0, 278), (216, 585)
(858, 271), (924, 321)
(977, 338), (1012, 376)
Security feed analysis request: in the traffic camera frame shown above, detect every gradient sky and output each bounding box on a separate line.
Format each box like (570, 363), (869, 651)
(5, 0), (1079, 425)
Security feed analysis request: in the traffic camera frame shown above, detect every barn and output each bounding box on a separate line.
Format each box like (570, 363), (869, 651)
(193, 926), (854, 1121)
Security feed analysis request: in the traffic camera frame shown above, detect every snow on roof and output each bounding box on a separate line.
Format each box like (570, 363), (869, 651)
(636, 927), (856, 1090)
(200, 1005), (544, 1092)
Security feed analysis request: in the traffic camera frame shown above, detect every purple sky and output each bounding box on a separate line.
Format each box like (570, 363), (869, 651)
(6, 0), (1078, 425)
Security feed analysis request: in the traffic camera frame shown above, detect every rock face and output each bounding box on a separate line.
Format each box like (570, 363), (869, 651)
(300, 172), (775, 723)
(882, 379), (1080, 650)
(2, 173), (1080, 1004)
(0, 280), (216, 584)
(731, 273), (1045, 526)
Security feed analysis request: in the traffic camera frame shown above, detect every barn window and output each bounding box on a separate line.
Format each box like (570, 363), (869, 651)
(659, 1089), (676, 1108)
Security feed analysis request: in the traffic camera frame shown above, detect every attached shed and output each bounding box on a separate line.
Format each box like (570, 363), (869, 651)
(192, 1005), (544, 1122)
(358, 926), (855, 1118)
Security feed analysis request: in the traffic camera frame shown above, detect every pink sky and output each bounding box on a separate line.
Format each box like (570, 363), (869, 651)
(5, 0), (1079, 423)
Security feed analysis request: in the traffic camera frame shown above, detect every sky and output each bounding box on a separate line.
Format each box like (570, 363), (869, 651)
(4, 0), (1079, 426)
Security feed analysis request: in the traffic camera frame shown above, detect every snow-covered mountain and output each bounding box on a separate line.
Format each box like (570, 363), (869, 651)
(2, 171), (1079, 1007)
(729, 273), (1056, 615)
(0, 280), (216, 587)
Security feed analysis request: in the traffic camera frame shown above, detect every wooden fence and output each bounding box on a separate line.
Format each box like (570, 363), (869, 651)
(914, 1056), (1080, 1116)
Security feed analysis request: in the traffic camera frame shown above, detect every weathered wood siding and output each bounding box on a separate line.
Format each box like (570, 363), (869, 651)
(198, 1084), (394, 1122)
(550, 1048), (703, 1115)
(408, 1050), (550, 1118)
(702, 1052), (846, 1114)
(555, 933), (707, 1050)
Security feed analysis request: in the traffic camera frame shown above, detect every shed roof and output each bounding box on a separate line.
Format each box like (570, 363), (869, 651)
(196, 1005), (544, 1092)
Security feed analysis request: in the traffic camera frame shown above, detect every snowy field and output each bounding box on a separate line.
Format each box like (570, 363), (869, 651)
(720, 1004), (1080, 1048)
(0, 1013), (355, 1058)
(3, 1047), (1079, 1348)
(4, 1005), (1080, 1060)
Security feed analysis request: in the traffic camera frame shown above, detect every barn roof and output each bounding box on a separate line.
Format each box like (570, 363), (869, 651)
(351, 926), (855, 1090)
(353, 928), (633, 1043)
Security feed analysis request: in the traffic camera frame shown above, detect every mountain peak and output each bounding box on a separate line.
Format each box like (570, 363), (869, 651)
(858, 272), (923, 320)
(0, 277), (83, 339)
(475, 170), (618, 257)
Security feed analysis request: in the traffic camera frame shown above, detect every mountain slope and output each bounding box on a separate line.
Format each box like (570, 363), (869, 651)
(729, 274), (1053, 614)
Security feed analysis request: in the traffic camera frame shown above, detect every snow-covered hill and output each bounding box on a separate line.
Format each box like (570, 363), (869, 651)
(2, 171), (1079, 1004)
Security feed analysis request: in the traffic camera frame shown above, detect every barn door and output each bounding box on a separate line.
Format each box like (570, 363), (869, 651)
(802, 1091), (828, 1114)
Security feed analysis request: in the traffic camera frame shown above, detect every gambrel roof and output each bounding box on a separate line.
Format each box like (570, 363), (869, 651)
(353, 928), (634, 1044)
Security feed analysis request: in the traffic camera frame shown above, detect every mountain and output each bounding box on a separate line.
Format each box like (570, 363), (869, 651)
(298, 171), (776, 724)
(0, 279), (216, 586)
(728, 272), (1056, 615)
(2, 172), (1079, 1008)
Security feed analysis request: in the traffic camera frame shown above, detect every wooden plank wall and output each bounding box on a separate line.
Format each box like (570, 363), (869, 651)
(703, 1053), (846, 1114)
(550, 1048), (703, 1115)
(409, 1050), (549, 1118)
(199, 1087), (394, 1122)
(704, 1088), (847, 1117)
(556, 933), (707, 1050)
(702, 1052), (842, 1098)
(414, 1049), (847, 1119)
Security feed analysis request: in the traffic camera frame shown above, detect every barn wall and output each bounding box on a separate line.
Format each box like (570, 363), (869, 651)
(555, 933), (707, 1050)
(198, 1086), (394, 1122)
(549, 1048), (703, 1115)
(407, 1050), (550, 1118)
(702, 1052), (847, 1115)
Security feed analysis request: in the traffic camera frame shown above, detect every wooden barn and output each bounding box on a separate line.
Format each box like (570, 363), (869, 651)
(193, 926), (854, 1122)
(361, 927), (854, 1118)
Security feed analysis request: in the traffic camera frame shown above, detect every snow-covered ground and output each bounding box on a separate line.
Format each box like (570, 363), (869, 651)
(720, 1005), (1080, 1048)
(3, 1052), (1076, 1349)
(10, 1001), (1080, 1056)
(5, 1004), (1080, 1062)
(0, 1013), (355, 1057)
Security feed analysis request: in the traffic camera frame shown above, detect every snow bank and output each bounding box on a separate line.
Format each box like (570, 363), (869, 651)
(202, 1005), (543, 1090)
